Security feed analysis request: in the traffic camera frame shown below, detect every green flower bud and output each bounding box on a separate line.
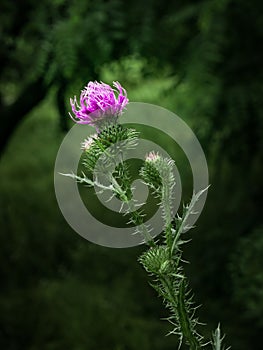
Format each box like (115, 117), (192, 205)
(140, 158), (163, 191)
(139, 246), (171, 275)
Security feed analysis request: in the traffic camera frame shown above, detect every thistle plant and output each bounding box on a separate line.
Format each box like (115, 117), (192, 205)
(63, 80), (230, 350)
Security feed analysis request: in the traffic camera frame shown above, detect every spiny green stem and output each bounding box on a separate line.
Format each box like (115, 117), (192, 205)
(165, 223), (173, 257)
(128, 200), (155, 247)
(110, 174), (155, 247)
(178, 280), (201, 350)
(159, 273), (201, 350)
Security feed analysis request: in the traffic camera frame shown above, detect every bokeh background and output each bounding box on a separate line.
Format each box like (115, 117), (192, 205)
(0, 1), (263, 349)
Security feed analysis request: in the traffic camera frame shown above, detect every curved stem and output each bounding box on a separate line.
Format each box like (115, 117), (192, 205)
(110, 173), (155, 247)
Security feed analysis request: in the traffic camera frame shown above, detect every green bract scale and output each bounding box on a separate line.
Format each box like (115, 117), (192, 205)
(140, 160), (163, 191)
(82, 124), (139, 173)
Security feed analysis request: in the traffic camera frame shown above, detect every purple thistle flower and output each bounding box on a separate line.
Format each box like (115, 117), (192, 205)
(69, 81), (129, 128)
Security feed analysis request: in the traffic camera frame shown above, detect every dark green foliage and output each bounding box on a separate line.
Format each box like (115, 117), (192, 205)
(0, 0), (263, 349)
(229, 226), (263, 327)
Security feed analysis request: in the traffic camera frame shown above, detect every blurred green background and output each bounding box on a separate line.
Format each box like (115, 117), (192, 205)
(0, 0), (263, 349)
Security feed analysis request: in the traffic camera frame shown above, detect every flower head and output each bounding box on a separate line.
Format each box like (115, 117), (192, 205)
(69, 81), (128, 128)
